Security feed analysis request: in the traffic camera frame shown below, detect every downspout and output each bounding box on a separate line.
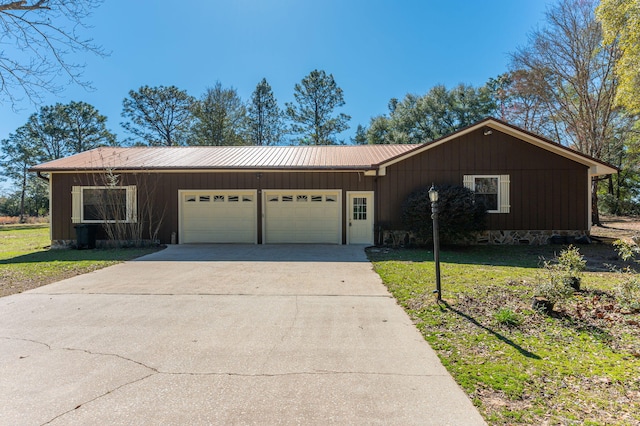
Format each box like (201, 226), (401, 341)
(36, 171), (50, 183)
(375, 168), (380, 246)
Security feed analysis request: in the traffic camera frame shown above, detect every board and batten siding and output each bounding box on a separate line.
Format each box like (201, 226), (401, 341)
(50, 171), (375, 244)
(376, 127), (590, 232)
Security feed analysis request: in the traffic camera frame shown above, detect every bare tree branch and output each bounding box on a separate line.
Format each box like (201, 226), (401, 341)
(0, 0), (107, 108)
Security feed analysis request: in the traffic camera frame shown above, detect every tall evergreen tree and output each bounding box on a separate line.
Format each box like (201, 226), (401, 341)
(121, 85), (195, 146)
(366, 83), (496, 144)
(59, 101), (117, 152)
(285, 69), (351, 145)
(192, 82), (248, 146)
(247, 78), (283, 146)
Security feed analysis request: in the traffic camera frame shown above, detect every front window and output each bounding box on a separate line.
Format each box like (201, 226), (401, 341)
(83, 188), (127, 221)
(72, 185), (137, 223)
(463, 175), (510, 213)
(473, 177), (499, 212)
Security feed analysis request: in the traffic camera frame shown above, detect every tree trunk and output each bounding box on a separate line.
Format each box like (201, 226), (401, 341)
(591, 178), (601, 226)
(19, 167), (27, 223)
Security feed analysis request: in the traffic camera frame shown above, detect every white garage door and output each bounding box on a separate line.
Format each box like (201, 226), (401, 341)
(264, 191), (341, 244)
(180, 190), (257, 243)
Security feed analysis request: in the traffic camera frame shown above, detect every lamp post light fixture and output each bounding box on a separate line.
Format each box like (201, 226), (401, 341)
(429, 184), (442, 301)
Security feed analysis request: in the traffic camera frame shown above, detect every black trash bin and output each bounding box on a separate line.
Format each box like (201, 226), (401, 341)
(74, 224), (97, 249)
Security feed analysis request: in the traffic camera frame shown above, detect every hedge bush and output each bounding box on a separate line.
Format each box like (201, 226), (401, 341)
(401, 184), (487, 245)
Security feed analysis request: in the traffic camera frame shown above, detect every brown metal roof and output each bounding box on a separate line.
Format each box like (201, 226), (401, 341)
(30, 144), (421, 172)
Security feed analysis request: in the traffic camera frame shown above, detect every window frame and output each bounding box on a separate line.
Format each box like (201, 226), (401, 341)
(463, 175), (510, 214)
(72, 185), (137, 224)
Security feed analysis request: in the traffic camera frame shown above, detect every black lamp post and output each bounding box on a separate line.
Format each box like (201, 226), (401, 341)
(429, 184), (442, 301)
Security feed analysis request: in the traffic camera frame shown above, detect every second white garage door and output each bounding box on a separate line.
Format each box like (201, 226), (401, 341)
(180, 190), (257, 244)
(264, 190), (341, 244)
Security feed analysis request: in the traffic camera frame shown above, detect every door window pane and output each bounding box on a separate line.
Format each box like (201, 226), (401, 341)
(352, 197), (367, 220)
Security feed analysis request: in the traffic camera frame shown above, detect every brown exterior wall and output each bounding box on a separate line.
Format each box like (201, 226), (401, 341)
(50, 171), (375, 244)
(48, 127), (590, 245)
(376, 128), (589, 232)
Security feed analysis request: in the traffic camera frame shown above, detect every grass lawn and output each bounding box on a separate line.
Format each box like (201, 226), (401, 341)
(0, 224), (161, 297)
(369, 244), (640, 425)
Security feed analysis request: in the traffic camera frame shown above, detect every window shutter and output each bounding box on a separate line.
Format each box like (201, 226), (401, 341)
(463, 175), (474, 191)
(499, 175), (510, 213)
(71, 186), (81, 223)
(126, 185), (137, 223)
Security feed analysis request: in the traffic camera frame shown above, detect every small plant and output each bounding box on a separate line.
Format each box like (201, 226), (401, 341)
(612, 239), (640, 262)
(494, 308), (522, 327)
(612, 239), (640, 313)
(534, 262), (575, 309)
(557, 245), (586, 290)
(533, 247), (584, 312)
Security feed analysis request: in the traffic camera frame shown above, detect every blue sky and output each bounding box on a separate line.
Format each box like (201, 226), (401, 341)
(0, 0), (552, 145)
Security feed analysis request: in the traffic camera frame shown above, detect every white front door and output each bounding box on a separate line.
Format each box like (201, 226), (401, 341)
(348, 192), (374, 245)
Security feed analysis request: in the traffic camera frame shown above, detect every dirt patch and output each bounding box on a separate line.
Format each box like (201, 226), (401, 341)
(591, 215), (640, 243)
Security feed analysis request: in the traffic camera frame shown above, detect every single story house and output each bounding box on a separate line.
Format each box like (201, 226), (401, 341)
(31, 118), (617, 247)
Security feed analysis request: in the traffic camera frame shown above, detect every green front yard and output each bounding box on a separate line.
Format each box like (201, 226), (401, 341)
(0, 224), (160, 297)
(3, 225), (639, 424)
(369, 245), (640, 425)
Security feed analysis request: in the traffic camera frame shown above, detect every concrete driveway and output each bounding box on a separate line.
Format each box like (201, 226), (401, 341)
(0, 244), (485, 425)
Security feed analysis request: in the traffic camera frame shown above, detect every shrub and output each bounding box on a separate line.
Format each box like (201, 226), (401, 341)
(534, 246), (585, 310)
(535, 261), (575, 306)
(401, 184), (487, 245)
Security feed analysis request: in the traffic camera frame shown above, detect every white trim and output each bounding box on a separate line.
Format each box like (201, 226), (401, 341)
(262, 189), (342, 245)
(178, 189), (258, 244)
(463, 175), (510, 214)
(75, 186), (137, 224)
(346, 191), (375, 245)
(587, 175), (592, 232)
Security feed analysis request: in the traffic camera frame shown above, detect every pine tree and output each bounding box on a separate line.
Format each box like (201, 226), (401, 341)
(247, 78), (283, 146)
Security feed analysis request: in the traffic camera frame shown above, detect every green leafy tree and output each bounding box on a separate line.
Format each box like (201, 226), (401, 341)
(510, 0), (636, 225)
(352, 124), (368, 145)
(18, 101), (116, 161)
(367, 84), (496, 144)
(0, 125), (41, 220)
(597, 0), (640, 114)
(121, 85), (195, 146)
(247, 78), (283, 146)
(25, 105), (68, 160)
(192, 82), (248, 146)
(58, 101), (117, 152)
(285, 69), (351, 145)
(0, 0), (107, 106)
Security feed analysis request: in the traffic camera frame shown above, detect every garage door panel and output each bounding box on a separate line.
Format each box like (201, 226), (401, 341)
(265, 191), (341, 244)
(181, 191), (256, 244)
